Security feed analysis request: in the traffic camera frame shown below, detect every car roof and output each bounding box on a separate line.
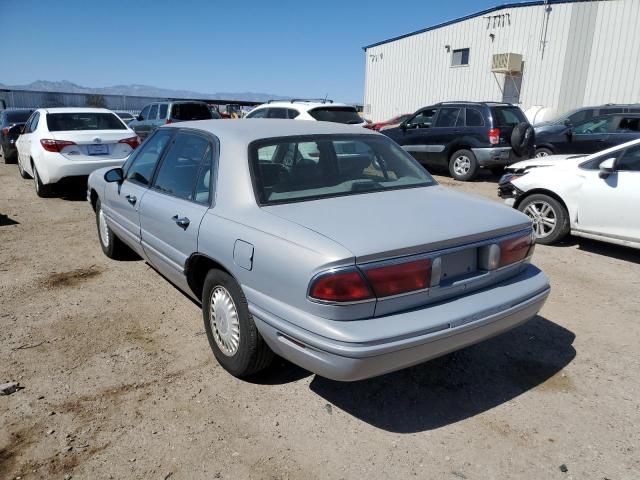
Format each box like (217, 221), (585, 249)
(252, 101), (356, 112)
(40, 107), (115, 114)
(166, 118), (377, 143)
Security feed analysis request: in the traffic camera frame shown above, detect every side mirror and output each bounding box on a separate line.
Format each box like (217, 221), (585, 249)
(136, 115), (143, 122)
(598, 157), (616, 178)
(104, 167), (124, 183)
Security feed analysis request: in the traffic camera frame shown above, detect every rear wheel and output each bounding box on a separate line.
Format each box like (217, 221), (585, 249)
(202, 270), (273, 378)
(518, 194), (569, 245)
(449, 149), (479, 181)
(95, 198), (130, 259)
(535, 147), (553, 158)
(32, 162), (54, 197)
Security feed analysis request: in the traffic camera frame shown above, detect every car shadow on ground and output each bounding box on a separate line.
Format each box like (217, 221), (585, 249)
(308, 315), (575, 433)
(555, 236), (640, 264)
(0, 213), (19, 226)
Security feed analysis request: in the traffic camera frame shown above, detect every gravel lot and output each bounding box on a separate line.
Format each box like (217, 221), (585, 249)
(1, 162), (639, 480)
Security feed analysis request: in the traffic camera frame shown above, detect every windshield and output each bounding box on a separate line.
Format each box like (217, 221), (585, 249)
(46, 112), (127, 131)
(5, 111), (32, 123)
(170, 103), (213, 121)
(308, 107), (363, 124)
(250, 135), (435, 205)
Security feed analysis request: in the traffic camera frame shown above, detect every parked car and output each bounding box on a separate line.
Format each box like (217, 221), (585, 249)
(16, 108), (140, 197)
(114, 111), (136, 125)
(87, 119), (549, 381)
(0, 109), (33, 163)
(498, 138), (640, 248)
(382, 102), (535, 181)
(128, 101), (213, 139)
(364, 113), (412, 131)
(245, 100), (367, 126)
(533, 113), (640, 157)
(534, 103), (640, 127)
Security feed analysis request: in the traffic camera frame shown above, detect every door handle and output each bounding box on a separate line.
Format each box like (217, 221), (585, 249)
(172, 215), (190, 230)
(125, 194), (137, 205)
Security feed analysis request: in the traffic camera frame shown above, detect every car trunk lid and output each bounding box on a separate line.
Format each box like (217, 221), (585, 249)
(50, 130), (135, 160)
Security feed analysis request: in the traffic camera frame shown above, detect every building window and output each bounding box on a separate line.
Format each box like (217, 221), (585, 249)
(451, 48), (470, 66)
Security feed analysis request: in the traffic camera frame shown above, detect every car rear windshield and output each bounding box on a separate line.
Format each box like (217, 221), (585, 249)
(5, 111), (32, 123)
(46, 113), (126, 131)
(170, 103), (213, 121)
(491, 106), (527, 127)
(308, 107), (362, 124)
(250, 135), (435, 205)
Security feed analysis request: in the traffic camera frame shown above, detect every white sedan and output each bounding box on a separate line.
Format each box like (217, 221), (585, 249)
(16, 108), (140, 197)
(498, 138), (640, 249)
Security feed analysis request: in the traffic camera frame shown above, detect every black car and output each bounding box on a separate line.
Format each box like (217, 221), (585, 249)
(128, 101), (213, 139)
(0, 109), (33, 163)
(534, 113), (640, 157)
(535, 103), (640, 128)
(382, 102), (534, 181)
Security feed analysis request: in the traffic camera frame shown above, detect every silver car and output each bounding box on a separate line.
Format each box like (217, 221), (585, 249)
(87, 120), (550, 381)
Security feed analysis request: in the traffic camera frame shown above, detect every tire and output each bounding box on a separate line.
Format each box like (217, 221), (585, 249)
(511, 122), (535, 157)
(535, 147), (553, 158)
(202, 270), (273, 378)
(95, 198), (130, 259)
(32, 162), (54, 197)
(518, 194), (570, 245)
(18, 157), (31, 179)
(449, 149), (479, 181)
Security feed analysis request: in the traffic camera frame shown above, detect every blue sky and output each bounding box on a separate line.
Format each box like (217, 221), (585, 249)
(4, 0), (505, 102)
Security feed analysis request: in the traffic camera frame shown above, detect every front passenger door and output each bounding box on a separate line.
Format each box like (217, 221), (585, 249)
(139, 130), (215, 291)
(569, 117), (615, 153)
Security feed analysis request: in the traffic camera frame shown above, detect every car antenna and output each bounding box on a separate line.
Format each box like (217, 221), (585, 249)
(323, 93), (328, 104)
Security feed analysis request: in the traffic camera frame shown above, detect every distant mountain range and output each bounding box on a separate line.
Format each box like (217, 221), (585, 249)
(0, 80), (291, 102)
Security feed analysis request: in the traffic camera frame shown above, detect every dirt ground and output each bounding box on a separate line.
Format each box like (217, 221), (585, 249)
(1, 162), (639, 480)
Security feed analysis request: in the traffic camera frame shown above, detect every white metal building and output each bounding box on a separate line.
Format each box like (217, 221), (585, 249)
(362, 0), (640, 122)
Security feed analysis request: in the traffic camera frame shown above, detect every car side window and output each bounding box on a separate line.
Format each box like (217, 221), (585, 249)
(139, 105), (150, 121)
(434, 107), (461, 128)
(267, 108), (288, 119)
(573, 117), (614, 134)
(465, 108), (485, 127)
(406, 108), (437, 129)
(158, 103), (168, 120)
(567, 109), (592, 125)
(125, 129), (174, 185)
(616, 117), (640, 132)
(148, 104), (158, 121)
(617, 145), (640, 172)
(287, 109), (300, 119)
(27, 112), (40, 133)
(246, 109), (267, 119)
(152, 132), (212, 202)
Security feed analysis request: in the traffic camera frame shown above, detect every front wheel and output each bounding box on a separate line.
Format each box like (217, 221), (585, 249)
(518, 194), (570, 245)
(449, 149), (479, 181)
(202, 270), (273, 378)
(95, 199), (131, 259)
(535, 147), (553, 158)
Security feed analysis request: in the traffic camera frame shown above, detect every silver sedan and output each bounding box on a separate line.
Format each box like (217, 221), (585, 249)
(87, 119), (550, 381)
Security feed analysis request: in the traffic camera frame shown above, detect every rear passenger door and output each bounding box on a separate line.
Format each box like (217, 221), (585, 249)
(139, 130), (215, 291)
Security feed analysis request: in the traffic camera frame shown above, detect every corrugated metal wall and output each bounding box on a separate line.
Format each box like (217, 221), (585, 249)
(363, 0), (640, 122)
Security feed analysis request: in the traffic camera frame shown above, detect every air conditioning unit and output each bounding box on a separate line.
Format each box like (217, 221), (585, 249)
(491, 53), (523, 73)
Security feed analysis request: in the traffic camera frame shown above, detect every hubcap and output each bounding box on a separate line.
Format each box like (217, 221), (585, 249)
(524, 201), (556, 238)
(535, 150), (549, 157)
(98, 208), (110, 248)
(209, 286), (240, 356)
(453, 155), (471, 176)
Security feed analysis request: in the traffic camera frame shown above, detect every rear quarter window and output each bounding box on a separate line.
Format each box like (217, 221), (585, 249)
(491, 107), (527, 127)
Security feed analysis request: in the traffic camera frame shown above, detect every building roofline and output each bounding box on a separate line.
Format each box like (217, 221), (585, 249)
(362, 0), (600, 50)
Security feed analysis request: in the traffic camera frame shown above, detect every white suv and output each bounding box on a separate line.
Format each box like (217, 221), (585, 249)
(245, 100), (366, 126)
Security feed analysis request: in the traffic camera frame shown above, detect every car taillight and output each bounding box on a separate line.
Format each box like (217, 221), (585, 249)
(499, 231), (535, 267)
(308, 269), (373, 302)
(489, 128), (500, 145)
(118, 136), (141, 149)
(364, 259), (432, 297)
(40, 139), (76, 153)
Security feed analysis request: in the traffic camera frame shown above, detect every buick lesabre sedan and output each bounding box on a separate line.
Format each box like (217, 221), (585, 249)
(87, 120), (550, 381)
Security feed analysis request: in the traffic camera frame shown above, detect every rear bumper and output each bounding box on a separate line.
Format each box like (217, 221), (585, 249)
(37, 153), (126, 184)
(473, 147), (529, 167)
(250, 265), (550, 381)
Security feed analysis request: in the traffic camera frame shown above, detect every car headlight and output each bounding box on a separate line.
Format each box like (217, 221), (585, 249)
(498, 171), (528, 185)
